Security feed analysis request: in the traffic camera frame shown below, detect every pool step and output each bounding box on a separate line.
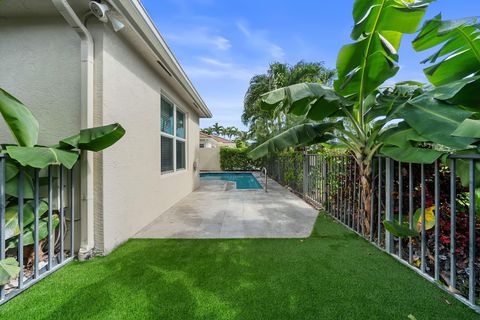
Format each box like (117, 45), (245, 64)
(225, 181), (235, 191)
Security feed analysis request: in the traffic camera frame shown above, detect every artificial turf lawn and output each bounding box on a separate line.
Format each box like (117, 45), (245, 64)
(0, 214), (478, 320)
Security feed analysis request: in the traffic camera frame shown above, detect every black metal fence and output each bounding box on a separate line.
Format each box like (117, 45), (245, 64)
(0, 154), (79, 305)
(266, 153), (479, 313)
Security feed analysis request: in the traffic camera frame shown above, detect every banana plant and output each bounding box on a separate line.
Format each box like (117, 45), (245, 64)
(0, 87), (126, 285)
(0, 88), (126, 169)
(0, 258), (20, 286)
(382, 15), (480, 163)
(250, 0), (434, 235)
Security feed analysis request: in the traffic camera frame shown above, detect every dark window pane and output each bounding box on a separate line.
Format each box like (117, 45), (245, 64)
(176, 140), (186, 170)
(161, 136), (174, 172)
(176, 110), (185, 138)
(161, 98), (174, 135)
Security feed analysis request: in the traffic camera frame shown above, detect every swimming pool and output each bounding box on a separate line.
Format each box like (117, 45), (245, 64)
(200, 172), (263, 190)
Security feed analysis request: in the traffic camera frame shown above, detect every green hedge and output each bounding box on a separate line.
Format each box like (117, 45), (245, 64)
(219, 147), (261, 171)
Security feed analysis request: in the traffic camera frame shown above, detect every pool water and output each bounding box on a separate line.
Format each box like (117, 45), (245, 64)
(200, 172), (263, 190)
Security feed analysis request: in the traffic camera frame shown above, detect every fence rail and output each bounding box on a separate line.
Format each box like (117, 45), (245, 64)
(266, 153), (480, 313)
(0, 154), (79, 305)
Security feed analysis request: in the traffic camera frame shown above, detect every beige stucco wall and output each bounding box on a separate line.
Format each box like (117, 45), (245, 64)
(199, 148), (221, 171)
(0, 17), (81, 144)
(97, 26), (201, 253)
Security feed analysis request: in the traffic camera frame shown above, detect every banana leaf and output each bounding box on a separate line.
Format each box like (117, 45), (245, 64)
(5, 167), (34, 199)
(452, 119), (480, 139)
(335, 0), (431, 97)
(249, 123), (340, 159)
(396, 95), (476, 150)
(6, 214), (59, 250)
(59, 123), (126, 152)
(383, 220), (419, 238)
(0, 89), (39, 147)
(5, 200), (49, 240)
(0, 258), (20, 286)
(4, 146), (79, 169)
(413, 15), (480, 87)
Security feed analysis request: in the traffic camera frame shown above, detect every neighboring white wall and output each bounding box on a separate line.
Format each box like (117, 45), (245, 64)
(97, 26), (201, 253)
(199, 148), (221, 171)
(218, 142), (236, 148)
(0, 17), (81, 144)
(200, 138), (217, 149)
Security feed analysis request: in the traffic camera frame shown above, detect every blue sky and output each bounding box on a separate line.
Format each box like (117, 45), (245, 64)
(142, 0), (478, 130)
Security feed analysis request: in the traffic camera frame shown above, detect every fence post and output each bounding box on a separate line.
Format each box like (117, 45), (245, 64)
(385, 157), (394, 253)
(0, 155), (5, 301)
(322, 158), (327, 205)
(303, 153), (308, 199)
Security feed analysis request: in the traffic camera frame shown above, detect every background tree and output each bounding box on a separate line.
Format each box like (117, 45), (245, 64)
(242, 61), (335, 145)
(211, 122), (224, 136)
(201, 127), (214, 135)
(223, 126), (240, 140)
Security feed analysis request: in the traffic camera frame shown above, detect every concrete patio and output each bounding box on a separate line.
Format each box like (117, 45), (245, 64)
(135, 172), (318, 238)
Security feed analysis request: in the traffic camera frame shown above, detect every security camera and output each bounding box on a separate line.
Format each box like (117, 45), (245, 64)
(89, 1), (125, 32)
(89, 1), (109, 23)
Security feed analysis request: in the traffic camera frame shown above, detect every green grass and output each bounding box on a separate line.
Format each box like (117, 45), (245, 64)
(0, 213), (477, 320)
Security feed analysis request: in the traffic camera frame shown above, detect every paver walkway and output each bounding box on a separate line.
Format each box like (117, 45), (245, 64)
(135, 172), (318, 238)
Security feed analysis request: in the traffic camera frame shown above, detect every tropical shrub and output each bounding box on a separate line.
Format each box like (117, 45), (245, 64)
(220, 148), (261, 171)
(0, 88), (125, 285)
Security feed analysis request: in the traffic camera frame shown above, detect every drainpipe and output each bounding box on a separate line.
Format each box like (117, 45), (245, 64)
(52, 0), (95, 260)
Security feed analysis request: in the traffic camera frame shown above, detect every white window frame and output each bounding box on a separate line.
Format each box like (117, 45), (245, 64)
(160, 94), (187, 175)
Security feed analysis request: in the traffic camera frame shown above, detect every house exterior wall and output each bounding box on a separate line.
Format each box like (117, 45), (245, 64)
(0, 17), (81, 144)
(97, 26), (201, 253)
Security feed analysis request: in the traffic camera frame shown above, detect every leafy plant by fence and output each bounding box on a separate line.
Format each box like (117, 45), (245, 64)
(0, 88), (125, 304)
(220, 148), (261, 171)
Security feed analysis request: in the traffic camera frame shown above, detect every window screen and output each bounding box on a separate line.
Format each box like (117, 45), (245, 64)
(161, 98), (174, 135)
(160, 96), (187, 174)
(176, 110), (185, 138)
(161, 136), (174, 172)
(176, 140), (186, 170)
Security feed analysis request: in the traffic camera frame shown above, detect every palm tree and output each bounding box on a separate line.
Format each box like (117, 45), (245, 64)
(201, 127), (214, 135)
(224, 127), (240, 140)
(211, 123), (224, 137)
(242, 61), (336, 145)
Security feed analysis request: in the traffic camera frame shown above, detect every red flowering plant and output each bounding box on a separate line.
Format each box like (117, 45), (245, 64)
(392, 163), (480, 301)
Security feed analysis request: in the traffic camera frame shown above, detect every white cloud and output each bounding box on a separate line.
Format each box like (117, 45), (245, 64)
(165, 28), (231, 51)
(236, 21), (285, 60)
(184, 56), (263, 81)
